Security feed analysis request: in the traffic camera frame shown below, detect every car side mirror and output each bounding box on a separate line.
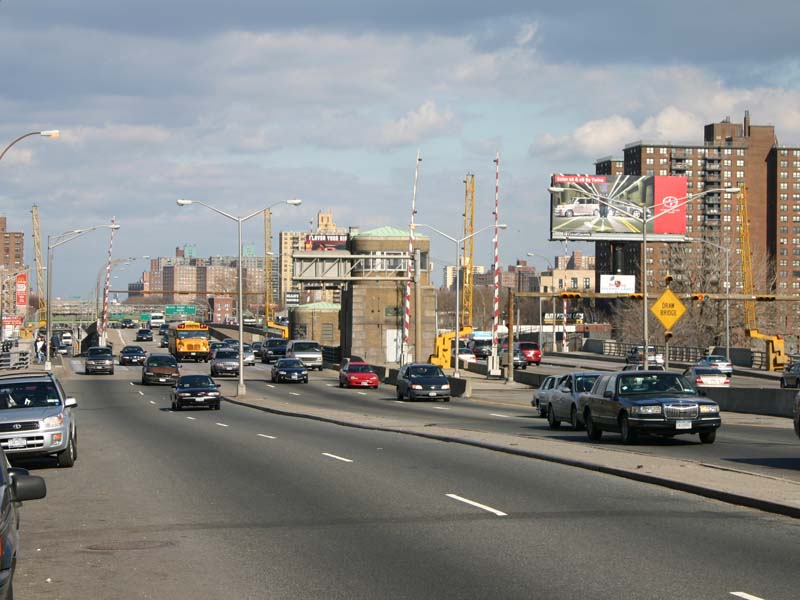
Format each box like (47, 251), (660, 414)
(697, 389), (707, 396)
(64, 397), (77, 408)
(603, 390), (613, 398)
(8, 468), (46, 502)
(216, 384), (221, 388)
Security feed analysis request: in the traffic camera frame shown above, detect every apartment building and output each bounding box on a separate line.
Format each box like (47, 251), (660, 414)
(767, 146), (800, 293)
(443, 263), (487, 290)
(0, 217), (24, 270)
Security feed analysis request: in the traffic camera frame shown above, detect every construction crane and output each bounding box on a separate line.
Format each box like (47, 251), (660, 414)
(263, 210), (288, 339)
(430, 174), (475, 367)
(19, 205), (47, 339)
(737, 185), (786, 370)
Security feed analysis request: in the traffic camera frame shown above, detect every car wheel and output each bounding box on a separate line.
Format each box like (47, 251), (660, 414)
(619, 413), (638, 444)
(565, 209), (574, 217)
(141, 377), (148, 386)
(570, 406), (583, 430)
(271, 375), (276, 383)
(396, 387), (403, 400)
(780, 379), (786, 388)
(213, 403), (220, 411)
(304, 378), (308, 383)
(110, 369), (114, 375)
(592, 209), (599, 216)
(57, 433), (76, 468)
(174, 402), (182, 411)
(585, 409), (602, 441)
(547, 404), (561, 429)
(338, 379), (344, 388)
(699, 430), (716, 444)
(443, 397), (450, 403)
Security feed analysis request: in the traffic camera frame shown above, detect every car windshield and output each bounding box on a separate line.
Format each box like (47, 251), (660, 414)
(242, 344), (252, 352)
(348, 364), (373, 373)
(177, 375), (215, 388)
(575, 375), (600, 392)
(138, 329), (151, 334)
(617, 373), (696, 396)
(148, 356), (177, 367)
(0, 382), (61, 409)
(518, 342), (539, 350)
(408, 365), (445, 378)
(177, 331), (208, 339)
(122, 346), (144, 353)
(215, 350), (238, 359)
(293, 342), (321, 352)
(277, 359), (304, 368)
(88, 348), (112, 357)
(266, 340), (286, 348)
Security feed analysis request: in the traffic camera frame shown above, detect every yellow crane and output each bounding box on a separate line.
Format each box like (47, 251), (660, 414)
(737, 185), (786, 370)
(430, 174), (475, 367)
(18, 205), (46, 339)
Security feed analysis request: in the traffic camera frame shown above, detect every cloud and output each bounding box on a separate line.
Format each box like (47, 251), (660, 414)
(381, 101), (457, 145)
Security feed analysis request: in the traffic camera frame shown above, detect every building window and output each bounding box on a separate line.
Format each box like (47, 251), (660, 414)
(659, 169), (667, 176)
(646, 147), (654, 154)
(736, 171), (744, 179)
(781, 172), (789, 179)
(583, 278), (591, 289)
(736, 149), (745, 156)
(659, 148), (667, 155)
(781, 160), (789, 167)
(723, 170), (731, 178)
(736, 160), (745, 167)
(646, 158), (654, 165)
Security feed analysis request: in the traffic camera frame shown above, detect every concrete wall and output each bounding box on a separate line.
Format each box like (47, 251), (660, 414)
(291, 308), (340, 345)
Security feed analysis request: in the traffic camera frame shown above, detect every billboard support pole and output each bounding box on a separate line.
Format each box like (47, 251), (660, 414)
(642, 218), (649, 369)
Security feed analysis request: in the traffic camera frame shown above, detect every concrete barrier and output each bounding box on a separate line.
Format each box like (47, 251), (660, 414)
(704, 387), (796, 418)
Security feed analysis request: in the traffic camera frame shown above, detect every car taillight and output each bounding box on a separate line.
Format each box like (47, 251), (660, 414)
(724, 376), (730, 384)
(696, 377), (703, 384)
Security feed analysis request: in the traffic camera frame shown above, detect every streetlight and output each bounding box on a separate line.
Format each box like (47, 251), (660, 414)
(46, 222), (120, 371)
(550, 185), (739, 368)
(682, 237), (731, 361)
(413, 222), (507, 378)
(177, 198), (301, 396)
(263, 200), (303, 328)
(0, 130), (59, 162)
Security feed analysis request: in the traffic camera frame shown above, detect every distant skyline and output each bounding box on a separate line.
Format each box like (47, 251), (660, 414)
(2, 1), (800, 296)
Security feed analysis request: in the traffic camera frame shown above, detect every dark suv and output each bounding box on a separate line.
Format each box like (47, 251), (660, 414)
(395, 363), (450, 402)
(780, 362), (800, 388)
(468, 339), (492, 360)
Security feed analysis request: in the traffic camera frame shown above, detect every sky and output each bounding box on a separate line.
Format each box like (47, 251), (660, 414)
(2, 0), (800, 298)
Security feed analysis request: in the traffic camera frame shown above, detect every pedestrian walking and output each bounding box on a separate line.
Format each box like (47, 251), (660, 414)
(35, 338), (45, 363)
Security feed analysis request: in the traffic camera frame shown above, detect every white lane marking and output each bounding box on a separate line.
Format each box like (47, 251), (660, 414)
(446, 494), (507, 517)
(149, 401), (156, 405)
(257, 434), (276, 439)
(730, 593), (767, 600)
(433, 406), (450, 410)
(138, 391), (144, 396)
(129, 382), (134, 386)
(186, 416), (196, 420)
(490, 413), (510, 418)
(290, 392), (301, 396)
(326, 384), (335, 387)
(322, 453), (353, 463)
(357, 391), (367, 395)
(395, 400), (405, 404)
(266, 384), (275, 389)
(215, 423), (229, 428)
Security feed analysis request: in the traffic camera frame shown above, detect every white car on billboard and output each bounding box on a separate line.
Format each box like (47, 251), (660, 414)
(554, 197), (600, 218)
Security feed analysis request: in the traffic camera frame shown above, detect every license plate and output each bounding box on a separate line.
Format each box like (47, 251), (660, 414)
(190, 352), (196, 356)
(194, 398), (205, 402)
(360, 382), (370, 386)
(159, 378), (166, 382)
(428, 392), (437, 397)
(676, 420), (692, 430)
(291, 374), (297, 379)
(8, 438), (26, 448)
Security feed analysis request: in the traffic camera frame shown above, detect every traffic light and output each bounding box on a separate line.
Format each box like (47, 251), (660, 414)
(665, 274), (673, 287)
(755, 295), (776, 301)
(665, 330), (673, 342)
(560, 292), (581, 299)
(691, 293), (709, 302)
(628, 293), (643, 300)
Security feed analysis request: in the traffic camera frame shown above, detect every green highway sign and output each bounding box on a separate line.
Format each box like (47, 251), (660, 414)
(110, 313), (125, 321)
(139, 313), (151, 322)
(165, 304), (196, 316)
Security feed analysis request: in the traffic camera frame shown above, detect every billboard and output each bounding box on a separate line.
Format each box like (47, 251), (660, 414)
(549, 174), (688, 241)
(15, 274), (27, 307)
(600, 274), (636, 294)
(304, 234), (349, 251)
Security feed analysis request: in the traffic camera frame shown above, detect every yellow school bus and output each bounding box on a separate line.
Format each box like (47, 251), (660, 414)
(168, 321), (210, 362)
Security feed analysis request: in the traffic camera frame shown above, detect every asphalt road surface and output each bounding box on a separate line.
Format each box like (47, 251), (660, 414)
(11, 350), (800, 599)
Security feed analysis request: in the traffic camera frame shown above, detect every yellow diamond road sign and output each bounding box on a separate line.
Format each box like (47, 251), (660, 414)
(651, 288), (686, 331)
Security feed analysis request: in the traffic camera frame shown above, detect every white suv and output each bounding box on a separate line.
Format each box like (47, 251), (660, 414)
(285, 340), (323, 371)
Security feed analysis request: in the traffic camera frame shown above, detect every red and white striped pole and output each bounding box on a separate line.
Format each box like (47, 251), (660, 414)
(562, 297), (569, 352)
(100, 216), (116, 346)
(402, 150), (421, 364)
(488, 153), (502, 377)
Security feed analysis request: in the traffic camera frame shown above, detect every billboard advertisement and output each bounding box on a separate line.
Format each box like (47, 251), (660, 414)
(549, 174), (688, 241)
(304, 234), (349, 251)
(599, 274), (636, 294)
(15, 274), (27, 307)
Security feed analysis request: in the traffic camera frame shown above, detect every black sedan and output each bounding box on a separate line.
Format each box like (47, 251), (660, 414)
(395, 363), (450, 402)
(270, 358), (308, 383)
(261, 338), (288, 364)
(135, 328), (153, 342)
(171, 374), (221, 411)
(119, 345), (147, 366)
(580, 371), (721, 444)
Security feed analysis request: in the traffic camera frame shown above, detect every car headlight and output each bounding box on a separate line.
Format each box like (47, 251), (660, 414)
(278, 371), (286, 375)
(630, 405), (662, 415)
(177, 393), (192, 398)
(411, 384), (423, 390)
(700, 405), (720, 414)
(43, 414), (64, 427)
(441, 384), (450, 390)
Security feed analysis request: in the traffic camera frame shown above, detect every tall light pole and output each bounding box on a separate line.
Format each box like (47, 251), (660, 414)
(96, 255), (149, 345)
(46, 222), (120, 371)
(0, 130), (59, 163)
(550, 185), (738, 368)
(177, 198), (301, 397)
(414, 222), (507, 378)
(263, 200), (303, 329)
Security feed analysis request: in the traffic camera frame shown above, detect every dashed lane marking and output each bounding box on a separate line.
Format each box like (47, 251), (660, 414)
(149, 401), (156, 405)
(357, 392), (367, 395)
(433, 406), (450, 410)
(730, 593), (767, 600)
(186, 416), (196, 420)
(322, 453), (353, 463)
(446, 494), (507, 517)
(215, 423), (229, 428)
(290, 392), (301, 396)
(138, 391), (144, 396)
(266, 384), (275, 389)
(257, 434), (276, 439)
(490, 413), (510, 418)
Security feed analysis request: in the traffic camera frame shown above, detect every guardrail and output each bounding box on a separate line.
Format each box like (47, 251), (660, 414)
(0, 351), (31, 370)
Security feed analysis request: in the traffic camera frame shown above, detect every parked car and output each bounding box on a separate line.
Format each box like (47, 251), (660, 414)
(781, 362), (800, 388)
(621, 363), (666, 371)
(531, 375), (558, 418)
(141, 354), (180, 386)
(210, 349), (240, 377)
(285, 340), (323, 371)
(395, 363), (450, 402)
(581, 371), (721, 444)
(119, 345), (147, 366)
(625, 345), (664, 366)
(0, 371), (78, 467)
(517, 341), (542, 366)
(546, 371), (603, 430)
(339, 362), (379, 388)
(270, 358), (309, 384)
(261, 339), (288, 364)
(241, 344), (256, 367)
(696, 355), (733, 376)
(135, 328), (153, 342)
(499, 348), (526, 370)
(683, 367), (730, 388)
(171, 374), (221, 411)
(85, 346), (114, 375)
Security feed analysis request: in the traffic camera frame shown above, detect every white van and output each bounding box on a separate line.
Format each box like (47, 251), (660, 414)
(149, 313), (166, 329)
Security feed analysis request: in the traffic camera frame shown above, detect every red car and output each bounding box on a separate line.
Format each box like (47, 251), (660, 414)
(339, 361), (380, 388)
(517, 342), (542, 366)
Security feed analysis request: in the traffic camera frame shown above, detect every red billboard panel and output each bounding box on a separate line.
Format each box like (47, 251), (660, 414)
(304, 234), (349, 251)
(550, 174), (689, 241)
(15, 273), (27, 307)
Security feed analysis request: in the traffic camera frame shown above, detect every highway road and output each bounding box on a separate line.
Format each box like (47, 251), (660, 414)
(9, 332), (799, 599)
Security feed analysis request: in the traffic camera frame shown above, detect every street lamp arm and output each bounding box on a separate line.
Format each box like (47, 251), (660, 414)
(182, 200), (238, 222)
(49, 223), (120, 250)
(414, 223), (456, 243)
(0, 130), (59, 162)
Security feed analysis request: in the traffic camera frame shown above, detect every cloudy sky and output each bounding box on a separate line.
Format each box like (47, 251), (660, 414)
(2, 1), (800, 298)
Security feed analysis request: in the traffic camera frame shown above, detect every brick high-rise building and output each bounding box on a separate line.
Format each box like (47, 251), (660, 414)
(0, 217), (24, 270)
